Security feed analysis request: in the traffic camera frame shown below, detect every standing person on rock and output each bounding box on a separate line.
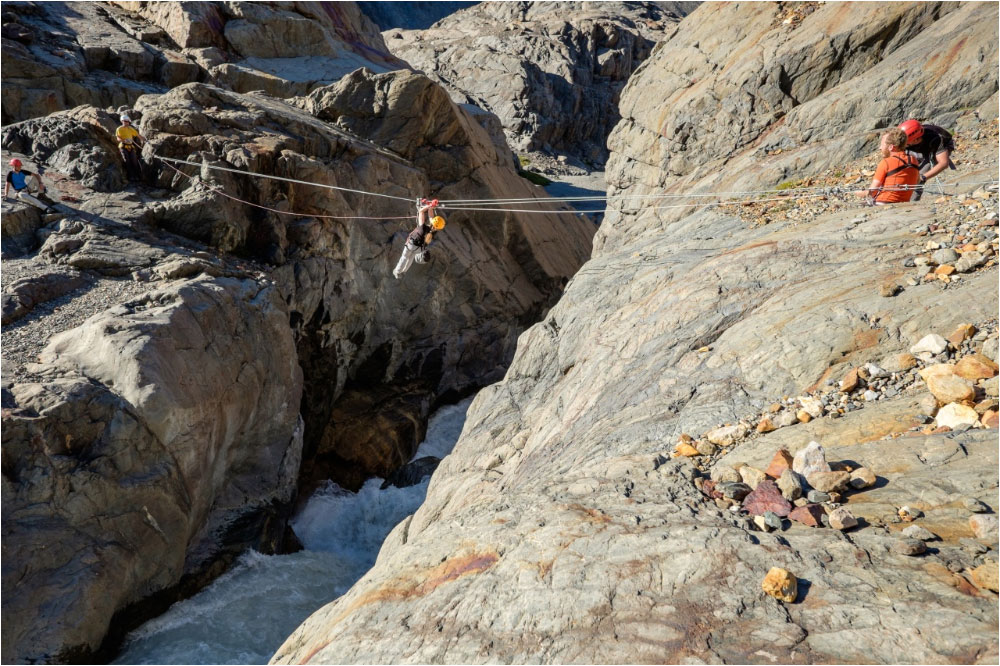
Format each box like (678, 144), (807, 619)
(4, 158), (56, 213)
(859, 129), (921, 205)
(899, 119), (956, 201)
(117, 114), (147, 183)
(393, 199), (445, 279)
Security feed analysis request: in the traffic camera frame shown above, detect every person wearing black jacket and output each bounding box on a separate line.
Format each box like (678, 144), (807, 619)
(393, 199), (446, 279)
(898, 119), (956, 201)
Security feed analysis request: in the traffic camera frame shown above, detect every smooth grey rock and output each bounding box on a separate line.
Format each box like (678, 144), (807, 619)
(777, 469), (804, 501)
(931, 248), (959, 265)
(901, 525), (937, 541)
(807, 490), (831, 503)
(893, 538), (928, 556)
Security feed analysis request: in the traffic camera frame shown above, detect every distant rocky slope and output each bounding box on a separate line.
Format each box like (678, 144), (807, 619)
(2, 0), (402, 123)
(273, 3), (999, 664)
(1, 3), (594, 663)
(385, 1), (684, 165)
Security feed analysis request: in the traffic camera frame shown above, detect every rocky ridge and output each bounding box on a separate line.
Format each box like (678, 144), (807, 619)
(1, 4), (594, 662)
(385, 2), (684, 165)
(2, 0), (402, 124)
(272, 3), (999, 664)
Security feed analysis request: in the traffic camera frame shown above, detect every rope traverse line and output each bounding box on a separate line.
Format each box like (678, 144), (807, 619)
(437, 179), (1000, 205)
(156, 155), (414, 203)
(158, 151), (997, 206)
(160, 159), (415, 221)
(154, 152), (998, 219)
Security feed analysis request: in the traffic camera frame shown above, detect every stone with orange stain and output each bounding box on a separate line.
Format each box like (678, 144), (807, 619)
(969, 562), (999, 592)
(982, 410), (999, 428)
(919, 363), (956, 383)
(954, 353), (999, 380)
(764, 449), (793, 478)
(927, 374), (975, 405)
(934, 264), (956, 275)
(675, 442), (701, 457)
(761, 567), (797, 602)
(947, 323), (977, 347)
(756, 417), (776, 433)
(840, 367), (860, 392)
(796, 409), (812, 423)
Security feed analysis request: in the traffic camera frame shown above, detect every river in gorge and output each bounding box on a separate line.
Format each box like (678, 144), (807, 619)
(114, 397), (474, 665)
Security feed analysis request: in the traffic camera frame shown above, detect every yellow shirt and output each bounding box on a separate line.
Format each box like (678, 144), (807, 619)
(117, 125), (140, 149)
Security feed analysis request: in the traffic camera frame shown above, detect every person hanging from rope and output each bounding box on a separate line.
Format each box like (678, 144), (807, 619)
(898, 119), (955, 201)
(4, 158), (57, 213)
(393, 198), (446, 279)
(857, 129), (921, 206)
(117, 113), (147, 182)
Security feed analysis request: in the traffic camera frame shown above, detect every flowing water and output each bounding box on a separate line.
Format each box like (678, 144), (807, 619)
(114, 397), (474, 665)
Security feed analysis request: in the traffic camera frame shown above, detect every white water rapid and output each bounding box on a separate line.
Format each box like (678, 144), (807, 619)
(114, 397), (474, 665)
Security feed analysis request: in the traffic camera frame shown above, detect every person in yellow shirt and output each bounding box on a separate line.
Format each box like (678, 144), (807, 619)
(116, 114), (146, 182)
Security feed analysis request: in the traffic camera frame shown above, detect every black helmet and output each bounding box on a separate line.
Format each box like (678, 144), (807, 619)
(415, 249), (431, 265)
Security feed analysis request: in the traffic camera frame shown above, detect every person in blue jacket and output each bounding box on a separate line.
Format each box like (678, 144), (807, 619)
(4, 158), (55, 213)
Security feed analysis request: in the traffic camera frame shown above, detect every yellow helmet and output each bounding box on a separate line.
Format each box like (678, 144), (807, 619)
(431, 215), (446, 230)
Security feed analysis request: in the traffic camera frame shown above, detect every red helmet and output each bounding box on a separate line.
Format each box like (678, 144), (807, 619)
(9, 158), (22, 168)
(899, 119), (923, 144)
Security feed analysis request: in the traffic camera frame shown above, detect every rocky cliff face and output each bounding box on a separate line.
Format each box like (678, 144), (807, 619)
(1, 3), (594, 662)
(385, 1), (684, 164)
(273, 3), (999, 664)
(2, 0), (402, 123)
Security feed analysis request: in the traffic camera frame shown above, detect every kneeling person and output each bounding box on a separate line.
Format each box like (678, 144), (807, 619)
(861, 129), (920, 205)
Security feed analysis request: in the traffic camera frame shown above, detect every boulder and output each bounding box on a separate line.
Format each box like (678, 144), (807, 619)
(3, 278), (303, 663)
(764, 449), (794, 478)
(954, 353), (999, 381)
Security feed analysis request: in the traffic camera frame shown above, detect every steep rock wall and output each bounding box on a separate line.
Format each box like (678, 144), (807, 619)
(272, 3), (999, 664)
(2, 43), (593, 665)
(385, 1), (683, 164)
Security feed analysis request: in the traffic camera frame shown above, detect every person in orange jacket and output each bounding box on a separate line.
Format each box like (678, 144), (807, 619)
(859, 129), (920, 205)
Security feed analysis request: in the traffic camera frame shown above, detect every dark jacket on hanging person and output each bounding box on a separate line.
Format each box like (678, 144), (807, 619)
(406, 222), (433, 248)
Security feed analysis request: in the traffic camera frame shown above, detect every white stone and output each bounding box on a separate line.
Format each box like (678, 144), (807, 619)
(910, 334), (948, 357)
(935, 403), (980, 429)
(792, 441), (830, 478)
(798, 395), (824, 419)
(706, 423), (749, 446)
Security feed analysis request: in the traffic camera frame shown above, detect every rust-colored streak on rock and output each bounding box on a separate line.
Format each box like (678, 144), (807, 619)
(924, 36), (969, 86)
(298, 640), (331, 665)
(562, 503), (614, 524)
(852, 328), (881, 351)
(718, 240), (778, 258)
(923, 562), (981, 597)
(297, 550), (500, 663)
(805, 365), (835, 394)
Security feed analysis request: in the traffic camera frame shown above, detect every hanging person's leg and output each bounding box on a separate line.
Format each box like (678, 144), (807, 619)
(393, 242), (418, 279)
